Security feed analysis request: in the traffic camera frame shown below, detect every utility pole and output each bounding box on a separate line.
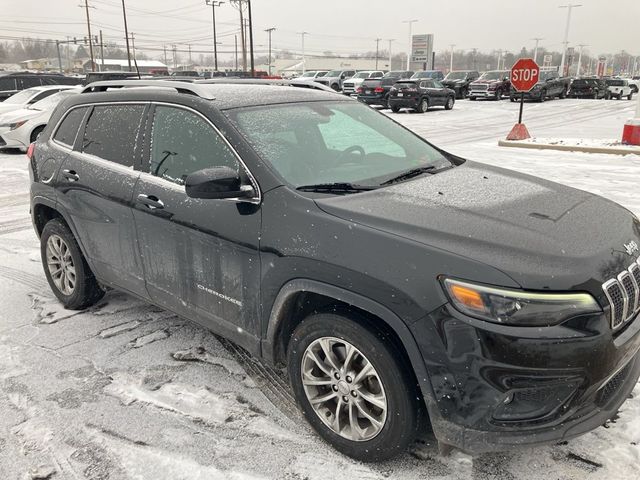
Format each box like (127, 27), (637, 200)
(449, 44), (456, 72)
(205, 1), (224, 71)
(82, 0), (96, 71)
(163, 45), (167, 67)
(172, 44), (177, 70)
(532, 38), (543, 64)
(121, 0), (132, 71)
(388, 39), (394, 70)
(188, 44), (192, 65)
(576, 44), (587, 77)
(298, 31), (309, 73)
(234, 35), (238, 70)
(375, 38), (382, 70)
(402, 19), (418, 70)
(471, 47), (478, 70)
(99, 30), (105, 71)
(265, 27), (276, 75)
(66, 36), (72, 73)
(232, 1), (247, 71)
(559, 4), (582, 76)
(247, 0), (255, 76)
(497, 50), (503, 70)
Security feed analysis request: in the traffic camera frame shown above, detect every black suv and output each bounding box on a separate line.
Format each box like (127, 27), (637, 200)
(387, 79), (455, 113)
(0, 72), (80, 101)
(441, 70), (480, 99)
(569, 78), (609, 99)
(29, 80), (640, 461)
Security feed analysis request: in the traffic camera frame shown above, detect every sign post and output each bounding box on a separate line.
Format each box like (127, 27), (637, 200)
(507, 58), (540, 141)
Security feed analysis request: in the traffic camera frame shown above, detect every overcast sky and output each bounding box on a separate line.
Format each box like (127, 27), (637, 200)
(2, 0), (638, 61)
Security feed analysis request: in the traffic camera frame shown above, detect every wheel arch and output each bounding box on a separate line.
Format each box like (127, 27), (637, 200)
(261, 278), (433, 404)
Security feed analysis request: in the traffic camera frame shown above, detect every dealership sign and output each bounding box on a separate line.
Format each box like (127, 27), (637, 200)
(411, 34), (434, 64)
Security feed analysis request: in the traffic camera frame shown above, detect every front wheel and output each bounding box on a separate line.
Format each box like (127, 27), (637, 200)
(444, 96), (455, 110)
(390, 105), (400, 113)
(539, 90), (547, 102)
(288, 313), (420, 462)
(30, 125), (45, 144)
(418, 98), (429, 113)
(40, 218), (104, 309)
(628, 93), (634, 100)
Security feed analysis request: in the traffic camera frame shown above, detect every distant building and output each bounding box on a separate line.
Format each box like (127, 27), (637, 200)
(83, 59), (168, 74)
(19, 57), (83, 72)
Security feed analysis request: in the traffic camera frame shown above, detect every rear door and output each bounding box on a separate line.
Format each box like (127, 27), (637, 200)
(426, 80), (446, 105)
(132, 104), (262, 350)
(56, 103), (149, 298)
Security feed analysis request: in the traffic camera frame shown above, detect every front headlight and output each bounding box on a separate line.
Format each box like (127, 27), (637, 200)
(1, 120), (28, 131)
(442, 278), (601, 326)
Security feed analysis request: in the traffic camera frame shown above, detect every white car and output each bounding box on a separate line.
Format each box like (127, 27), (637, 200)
(342, 71), (385, 96)
(0, 88), (81, 152)
(0, 85), (80, 116)
(606, 79), (634, 100)
(297, 70), (329, 80)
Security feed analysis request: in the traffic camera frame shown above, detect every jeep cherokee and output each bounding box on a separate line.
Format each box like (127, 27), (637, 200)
(28, 79), (640, 462)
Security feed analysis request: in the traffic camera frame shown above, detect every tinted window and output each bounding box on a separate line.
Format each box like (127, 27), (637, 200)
(54, 107), (87, 147)
(30, 90), (59, 103)
(82, 105), (145, 166)
(20, 77), (42, 89)
(149, 106), (238, 185)
(434, 81), (444, 88)
(0, 77), (16, 91)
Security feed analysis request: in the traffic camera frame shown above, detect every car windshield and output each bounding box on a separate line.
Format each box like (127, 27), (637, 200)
(573, 79), (596, 86)
(354, 72), (370, 79)
(607, 80), (625, 86)
(226, 101), (452, 188)
(479, 71), (505, 80)
(300, 72), (316, 77)
(316, 72), (328, 77)
(326, 70), (343, 77)
(4, 89), (36, 104)
(412, 71), (436, 78)
(384, 71), (407, 78)
(29, 90), (77, 111)
(444, 72), (468, 80)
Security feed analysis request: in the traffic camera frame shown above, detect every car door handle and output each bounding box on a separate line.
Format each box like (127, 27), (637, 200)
(62, 169), (79, 182)
(137, 194), (165, 210)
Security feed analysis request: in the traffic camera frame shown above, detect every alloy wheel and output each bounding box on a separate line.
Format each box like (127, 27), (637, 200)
(300, 336), (388, 442)
(46, 234), (76, 295)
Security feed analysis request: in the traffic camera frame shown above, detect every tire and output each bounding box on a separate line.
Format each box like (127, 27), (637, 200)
(469, 96), (477, 101)
(288, 312), (420, 462)
(539, 90), (547, 102)
(460, 87), (468, 99)
(444, 96), (455, 110)
(494, 88), (502, 100)
(628, 93), (633, 100)
(30, 125), (45, 144)
(559, 88), (567, 99)
(418, 98), (429, 113)
(40, 218), (104, 310)
(390, 105), (400, 113)
(593, 91), (598, 100)
(510, 96), (517, 102)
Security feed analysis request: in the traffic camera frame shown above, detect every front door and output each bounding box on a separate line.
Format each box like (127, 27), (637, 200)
(56, 103), (149, 298)
(132, 104), (261, 351)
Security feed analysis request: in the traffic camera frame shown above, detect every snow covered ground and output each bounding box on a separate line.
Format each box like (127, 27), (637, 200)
(0, 98), (639, 480)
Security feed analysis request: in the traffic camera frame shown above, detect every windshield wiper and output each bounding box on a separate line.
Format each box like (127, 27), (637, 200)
(380, 165), (437, 186)
(296, 182), (378, 193)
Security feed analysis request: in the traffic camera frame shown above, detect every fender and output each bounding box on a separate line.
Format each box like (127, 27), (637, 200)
(261, 278), (435, 403)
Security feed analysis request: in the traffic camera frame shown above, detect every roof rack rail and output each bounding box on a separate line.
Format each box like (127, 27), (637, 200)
(195, 78), (337, 93)
(80, 80), (215, 99)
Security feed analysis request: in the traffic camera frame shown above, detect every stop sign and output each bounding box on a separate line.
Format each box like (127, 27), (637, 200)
(511, 58), (540, 92)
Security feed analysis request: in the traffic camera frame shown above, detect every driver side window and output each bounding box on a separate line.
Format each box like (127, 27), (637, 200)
(149, 106), (239, 185)
(317, 109), (405, 158)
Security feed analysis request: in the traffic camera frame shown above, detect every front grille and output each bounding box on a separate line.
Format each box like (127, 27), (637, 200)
(343, 82), (354, 88)
(471, 84), (488, 91)
(603, 258), (640, 329)
(595, 362), (633, 407)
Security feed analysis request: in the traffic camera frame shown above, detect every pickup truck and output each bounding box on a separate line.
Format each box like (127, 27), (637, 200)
(606, 79), (634, 100)
(510, 70), (571, 102)
(468, 70), (511, 100)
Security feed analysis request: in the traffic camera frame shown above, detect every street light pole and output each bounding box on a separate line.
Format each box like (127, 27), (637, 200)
(375, 38), (381, 70)
(206, 1), (224, 72)
(298, 31), (309, 73)
(532, 37), (543, 64)
(449, 44), (456, 72)
(121, 0), (132, 71)
(402, 19), (417, 70)
(265, 27), (276, 75)
(247, 0), (255, 76)
(388, 39), (394, 70)
(559, 3), (582, 76)
(576, 44), (588, 77)
(82, 0), (96, 72)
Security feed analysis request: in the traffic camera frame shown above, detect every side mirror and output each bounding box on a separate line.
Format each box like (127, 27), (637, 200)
(185, 166), (255, 200)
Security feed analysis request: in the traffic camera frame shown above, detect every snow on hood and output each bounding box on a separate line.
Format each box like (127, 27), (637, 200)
(0, 108), (41, 124)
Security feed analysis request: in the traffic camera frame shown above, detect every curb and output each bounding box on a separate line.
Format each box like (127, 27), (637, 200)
(497, 140), (640, 156)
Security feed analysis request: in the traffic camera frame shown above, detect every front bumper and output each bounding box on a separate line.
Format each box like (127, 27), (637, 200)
(468, 89), (498, 99)
(410, 304), (640, 453)
(0, 126), (26, 150)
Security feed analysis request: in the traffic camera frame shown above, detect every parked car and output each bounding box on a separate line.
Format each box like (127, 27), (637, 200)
(29, 79), (640, 462)
(568, 78), (609, 99)
(441, 70), (480, 99)
(388, 79), (455, 112)
(0, 85), (80, 116)
(0, 88), (81, 151)
(468, 70), (511, 100)
(0, 72), (80, 102)
(84, 71), (141, 85)
(357, 70), (414, 108)
(410, 70), (444, 81)
(342, 71), (385, 96)
(170, 70), (201, 77)
(510, 69), (571, 102)
(313, 69), (357, 91)
(298, 70), (329, 79)
(606, 79), (634, 100)
(624, 78), (639, 93)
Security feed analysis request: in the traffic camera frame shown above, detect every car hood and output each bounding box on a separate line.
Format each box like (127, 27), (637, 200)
(471, 79), (500, 85)
(0, 108), (41, 124)
(315, 162), (640, 293)
(0, 103), (27, 115)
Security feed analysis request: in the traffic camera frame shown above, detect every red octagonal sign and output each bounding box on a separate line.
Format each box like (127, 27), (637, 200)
(511, 58), (540, 93)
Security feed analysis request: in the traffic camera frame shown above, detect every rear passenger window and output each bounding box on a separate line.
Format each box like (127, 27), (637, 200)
(53, 107), (87, 147)
(149, 106), (239, 185)
(0, 78), (16, 91)
(82, 105), (145, 167)
(20, 77), (42, 89)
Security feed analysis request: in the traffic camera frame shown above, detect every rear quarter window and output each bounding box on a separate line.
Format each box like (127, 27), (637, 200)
(81, 104), (146, 167)
(0, 77), (16, 91)
(53, 107), (88, 147)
